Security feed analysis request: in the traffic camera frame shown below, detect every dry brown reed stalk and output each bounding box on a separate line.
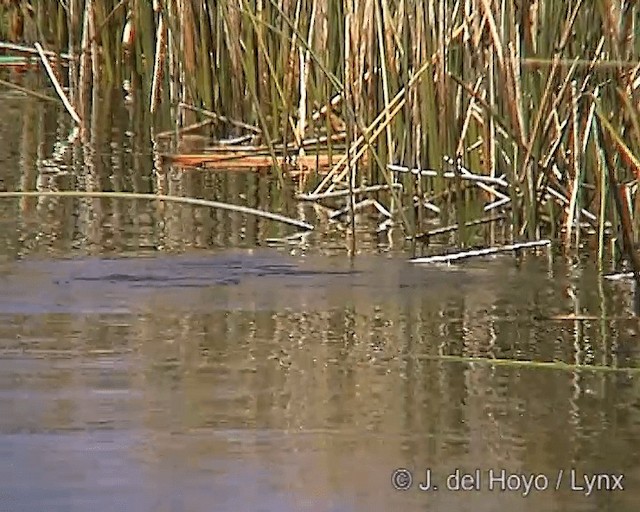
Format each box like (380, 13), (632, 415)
(374, 0), (394, 163)
(533, 47), (602, 221)
(77, 0), (92, 115)
(149, 9), (166, 114)
(89, 0), (101, 86)
(344, 7), (356, 241)
(592, 113), (609, 267)
(564, 81), (581, 249)
(294, 0), (315, 153)
(597, 117), (640, 289)
(597, 109), (640, 182)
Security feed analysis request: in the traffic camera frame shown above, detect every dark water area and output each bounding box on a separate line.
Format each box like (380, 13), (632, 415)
(1, 78), (640, 512)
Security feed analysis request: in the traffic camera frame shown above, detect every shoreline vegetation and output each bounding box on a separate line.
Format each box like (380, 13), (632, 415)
(1, 1), (640, 279)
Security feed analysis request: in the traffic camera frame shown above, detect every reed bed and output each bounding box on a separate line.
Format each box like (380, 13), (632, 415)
(1, 0), (640, 273)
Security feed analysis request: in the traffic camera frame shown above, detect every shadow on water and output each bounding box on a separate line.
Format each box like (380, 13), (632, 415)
(1, 82), (640, 512)
(0, 249), (487, 315)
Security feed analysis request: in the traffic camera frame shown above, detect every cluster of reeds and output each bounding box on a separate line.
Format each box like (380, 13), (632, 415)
(1, 0), (640, 273)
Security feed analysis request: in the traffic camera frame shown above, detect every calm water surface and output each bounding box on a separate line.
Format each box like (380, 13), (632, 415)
(1, 80), (640, 512)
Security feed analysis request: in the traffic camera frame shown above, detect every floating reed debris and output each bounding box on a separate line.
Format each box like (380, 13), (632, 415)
(415, 214), (507, 241)
(328, 198), (393, 221)
(388, 163), (509, 188)
(0, 42), (72, 61)
(410, 240), (551, 264)
(264, 231), (311, 247)
(161, 151), (352, 171)
(604, 272), (636, 281)
(0, 191), (313, 231)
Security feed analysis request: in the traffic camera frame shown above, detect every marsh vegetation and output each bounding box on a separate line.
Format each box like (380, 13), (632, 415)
(1, 0), (640, 273)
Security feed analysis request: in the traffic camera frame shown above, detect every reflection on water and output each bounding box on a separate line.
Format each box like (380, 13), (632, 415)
(1, 250), (639, 512)
(1, 81), (640, 512)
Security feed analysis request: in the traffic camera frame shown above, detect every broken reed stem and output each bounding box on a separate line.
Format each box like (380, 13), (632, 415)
(409, 240), (551, 264)
(0, 42), (72, 60)
(416, 214), (507, 240)
(297, 184), (402, 201)
(34, 42), (82, 125)
(388, 163), (508, 187)
(0, 78), (59, 103)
